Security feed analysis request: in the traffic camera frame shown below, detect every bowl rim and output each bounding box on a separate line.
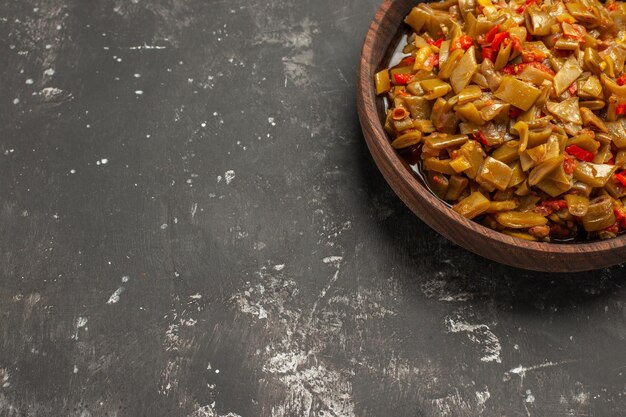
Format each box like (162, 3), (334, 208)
(357, 0), (626, 260)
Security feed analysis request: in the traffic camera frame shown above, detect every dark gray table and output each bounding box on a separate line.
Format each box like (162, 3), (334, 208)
(1, 1), (625, 416)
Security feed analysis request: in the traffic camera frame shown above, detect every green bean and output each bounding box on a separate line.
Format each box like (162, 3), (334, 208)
(453, 191), (491, 219)
(495, 211), (548, 229)
(494, 76), (541, 111)
(581, 196), (616, 232)
(450, 46), (478, 94)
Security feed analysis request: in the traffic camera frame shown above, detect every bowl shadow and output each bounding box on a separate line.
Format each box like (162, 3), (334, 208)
(353, 113), (626, 311)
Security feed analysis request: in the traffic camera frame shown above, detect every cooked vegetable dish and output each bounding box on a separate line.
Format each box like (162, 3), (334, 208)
(375, 0), (626, 242)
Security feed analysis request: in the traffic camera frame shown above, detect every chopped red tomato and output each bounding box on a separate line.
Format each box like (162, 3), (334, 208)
(565, 145), (595, 162)
(502, 64), (516, 75)
(452, 34), (474, 51)
(521, 49), (547, 63)
(399, 56), (415, 66)
(520, 61), (555, 75)
(472, 131), (489, 146)
(502, 62), (554, 76)
(393, 73), (412, 85)
(509, 107), (522, 118)
(492, 32), (510, 51)
(608, 3), (618, 11)
(427, 37), (444, 48)
(607, 157), (616, 165)
(426, 54), (440, 68)
(604, 223), (620, 234)
(617, 103), (626, 115)
(511, 37), (524, 52)
(481, 46), (496, 61)
(433, 175), (446, 185)
(614, 171), (626, 187)
(617, 74), (626, 86)
(568, 82), (578, 95)
(483, 26), (499, 44)
(615, 207), (626, 228)
(563, 154), (576, 174)
(540, 199), (568, 211)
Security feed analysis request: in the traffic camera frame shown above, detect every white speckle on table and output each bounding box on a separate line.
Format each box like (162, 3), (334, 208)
(263, 349), (354, 416)
(38, 87), (71, 102)
(158, 359), (179, 394)
(282, 50), (315, 87)
(134, 73), (141, 78)
(96, 158), (108, 165)
(431, 390), (475, 416)
(188, 404), (242, 417)
(121, 275), (130, 283)
(127, 44), (166, 50)
(106, 287), (125, 304)
(191, 202), (198, 218)
(25, 78), (34, 85)
(43, 68), (55, 76)
(13, 98), (19, 105)
(135, 90), (143, 95)
(254, 17), (317, 48)
(73, 365), (79, 374)
(268, 117), (276, 126)
(522, 390), (535, 417)
(322, 255), (342, 266)
(476, 389), (491, 409)
(273, 264), (285, 271)
(234, 293), (268, 320)
(0, 368), (9, 388)
(73, 317), (88, 340)
(446, 317), (502, 363)
(224, 170), (235, 184)
(161, 223), (168, 230)
(421, 276), (472, 302)
(230, 258), (359, 416)
(507, 360), (574, 383)
(573, 391), (590, 405)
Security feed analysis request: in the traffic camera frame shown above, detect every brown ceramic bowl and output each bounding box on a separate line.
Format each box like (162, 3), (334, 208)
(357, 0), (626, 272)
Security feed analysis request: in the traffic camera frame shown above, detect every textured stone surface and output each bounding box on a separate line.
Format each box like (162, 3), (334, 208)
(0, 1), (625, 416)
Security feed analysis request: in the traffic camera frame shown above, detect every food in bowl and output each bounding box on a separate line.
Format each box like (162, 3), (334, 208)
(375, 0), (626, 242)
